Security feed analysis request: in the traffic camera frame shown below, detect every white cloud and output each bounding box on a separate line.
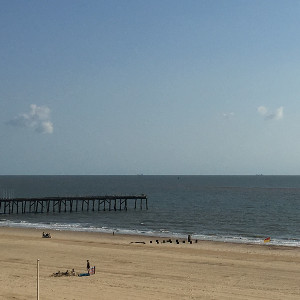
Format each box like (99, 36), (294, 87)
(222, 112), (235, 119)
(7, 104), (54, 134)
(257, 106), (283, 121)
(257, 106), (268, 116)
(36, 121), (54, 134)
(274, 106), (283, 120)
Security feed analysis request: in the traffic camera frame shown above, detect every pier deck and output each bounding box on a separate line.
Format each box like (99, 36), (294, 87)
(0, 195), (148, 214)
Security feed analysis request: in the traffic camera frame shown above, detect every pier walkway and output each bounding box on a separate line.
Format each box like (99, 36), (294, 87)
(0, 195), (148, 214)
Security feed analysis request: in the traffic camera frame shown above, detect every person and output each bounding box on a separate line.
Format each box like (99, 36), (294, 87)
(86, 260), (90, 271)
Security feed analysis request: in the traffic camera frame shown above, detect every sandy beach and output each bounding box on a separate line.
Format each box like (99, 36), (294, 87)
(0, 227), (299, 300)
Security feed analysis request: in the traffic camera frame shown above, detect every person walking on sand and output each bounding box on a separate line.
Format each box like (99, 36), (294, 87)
(87, 260), (90, 271)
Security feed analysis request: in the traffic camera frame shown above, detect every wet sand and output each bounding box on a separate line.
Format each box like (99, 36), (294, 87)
(0, 227), (299, 299)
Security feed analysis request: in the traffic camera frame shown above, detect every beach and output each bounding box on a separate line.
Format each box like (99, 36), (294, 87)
(0, 227), (299, 299)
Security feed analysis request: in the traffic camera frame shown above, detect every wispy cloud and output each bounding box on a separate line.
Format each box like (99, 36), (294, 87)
(257, 106), (283, 121)
(222, 112), (235, 119)
(7, 104), (54, 134)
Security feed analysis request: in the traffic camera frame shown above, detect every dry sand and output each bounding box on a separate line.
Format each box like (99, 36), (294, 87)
(0, 227), (299, 300)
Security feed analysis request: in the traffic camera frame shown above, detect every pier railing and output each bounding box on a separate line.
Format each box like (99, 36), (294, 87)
(0, 195), (148, 214)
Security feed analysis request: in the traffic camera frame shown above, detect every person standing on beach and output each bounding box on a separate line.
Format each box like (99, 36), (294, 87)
(87, 260), (90, 271)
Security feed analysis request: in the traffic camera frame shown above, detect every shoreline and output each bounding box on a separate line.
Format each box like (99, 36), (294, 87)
(1, 223), (300, 248)
(1, 225), (299, 253)
(1, 226), (300, 299)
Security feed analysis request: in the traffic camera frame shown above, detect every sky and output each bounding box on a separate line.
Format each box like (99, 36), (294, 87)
(1, 0), (300, 175)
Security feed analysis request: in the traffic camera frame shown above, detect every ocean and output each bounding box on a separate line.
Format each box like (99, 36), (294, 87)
(0, 175), (299, 247)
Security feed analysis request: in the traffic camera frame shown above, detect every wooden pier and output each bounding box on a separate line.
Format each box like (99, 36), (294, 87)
(0, 195), (148, 214)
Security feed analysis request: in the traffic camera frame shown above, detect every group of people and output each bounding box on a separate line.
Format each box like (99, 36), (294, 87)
(42, 232), (51, 238)
(50, 260), (93, 277)
(52, 269), (76, 277)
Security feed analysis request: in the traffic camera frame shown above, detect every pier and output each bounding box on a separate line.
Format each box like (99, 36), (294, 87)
(0, 195), (148, 214)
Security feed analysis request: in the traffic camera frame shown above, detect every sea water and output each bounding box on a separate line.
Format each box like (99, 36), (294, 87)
(0, 175), (299, 247)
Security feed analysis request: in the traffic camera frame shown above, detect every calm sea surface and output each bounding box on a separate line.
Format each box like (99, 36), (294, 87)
(0, 175), (299, 247)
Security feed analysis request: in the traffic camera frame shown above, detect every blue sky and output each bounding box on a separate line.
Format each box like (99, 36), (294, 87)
(1, 0), (300, 175)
